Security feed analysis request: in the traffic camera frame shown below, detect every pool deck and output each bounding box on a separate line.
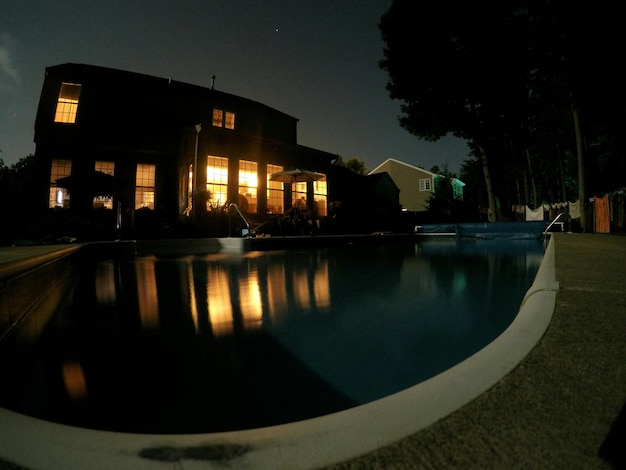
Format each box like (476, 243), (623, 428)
(0, 233), (625, 469)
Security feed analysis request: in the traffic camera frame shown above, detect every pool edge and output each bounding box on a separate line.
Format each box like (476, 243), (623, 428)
(0, 238), (558, 470)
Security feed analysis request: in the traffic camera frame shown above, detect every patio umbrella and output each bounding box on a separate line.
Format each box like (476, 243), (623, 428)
(56, 170), (125, 197)
(270, 168), (325, 184)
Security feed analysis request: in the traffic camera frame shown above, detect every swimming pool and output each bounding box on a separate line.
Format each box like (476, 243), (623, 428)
(0, 238), (544, 434)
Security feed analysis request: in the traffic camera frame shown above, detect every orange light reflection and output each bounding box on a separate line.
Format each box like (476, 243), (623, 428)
(136, 259), (159, 328)
(207, 265), (233, 335)
(62, 361), (88, 399)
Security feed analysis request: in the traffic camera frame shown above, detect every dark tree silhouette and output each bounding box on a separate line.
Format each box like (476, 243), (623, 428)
(379, 0), (626, 228)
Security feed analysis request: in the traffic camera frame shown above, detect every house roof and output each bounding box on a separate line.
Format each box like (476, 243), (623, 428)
(369, 157), (464, 185)
(368, 158), (438, 177)
(44, 63), (301, 123)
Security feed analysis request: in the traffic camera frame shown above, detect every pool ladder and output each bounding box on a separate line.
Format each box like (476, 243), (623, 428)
(543, 212), (570, 248)
(228, 203), (251, 237)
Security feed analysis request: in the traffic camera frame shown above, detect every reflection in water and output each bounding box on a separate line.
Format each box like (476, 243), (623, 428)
(238, 271), (263, 330)
(94, 253), (335, 337)
(0, 239), (544, 434)
(187, 261), (199, 333)
(136, 259), (159, 329)
(62, 360), (88, 400)
(314, 259), (330, 309)
(94, 261), (116, 306)
(266, 261), (288, 324)
(207, 264), (234, 335)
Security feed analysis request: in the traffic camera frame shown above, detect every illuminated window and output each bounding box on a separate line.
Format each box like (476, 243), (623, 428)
(49, 159), (72, 208)
(54, 82), (81, 123)
(95, 161), (115, 176)
(293, 181), (306, 207)
(212, 108), (235, 129)
(206, 155), (228, 207)
(267, 164), (284, 214)
(313, 175), (327, 217)
(93, 161), (115, 209)
(135, 163), (156, 210)
(238, 160), (257, 213)
(419, 178), (432, 192)
(212, 109), (223, 127)
(224, 111), (235, 129)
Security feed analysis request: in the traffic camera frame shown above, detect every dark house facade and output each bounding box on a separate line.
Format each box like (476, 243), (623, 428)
(32, 63), (399, 239)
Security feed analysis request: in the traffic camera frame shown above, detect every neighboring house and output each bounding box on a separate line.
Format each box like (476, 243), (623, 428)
(368, 158), (464, 212)
(32, 63), (343, 238)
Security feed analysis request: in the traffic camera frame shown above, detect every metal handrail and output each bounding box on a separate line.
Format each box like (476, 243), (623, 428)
(228, 203), (251, 237)
(543, 211), (569, 248)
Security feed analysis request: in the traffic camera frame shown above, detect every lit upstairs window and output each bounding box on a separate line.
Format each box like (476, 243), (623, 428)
(54, 82), (82, 123)
(224, 111), (235, 129)
(212, 108), (235, 129)
(212, 109), (223, 127)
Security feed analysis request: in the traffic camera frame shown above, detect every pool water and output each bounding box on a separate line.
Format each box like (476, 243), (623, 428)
(0, 238), (543, 433)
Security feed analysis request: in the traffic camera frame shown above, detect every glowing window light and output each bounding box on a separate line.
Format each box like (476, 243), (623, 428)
(49, 159), (72, 208)
(95, 161), (115, 176)
(212, 108), (235, 129)
(93, 161), (115, 209)
(54, 82), (81, 123)
(267, 164), (284, 214)
(207, 156), (228, 207)
(238, 160), (258, 212)
(212, 109), (223, 127)
(135, 163), (156, 210)
(225, 111), (235, 129)
(313, 175), (327, 217)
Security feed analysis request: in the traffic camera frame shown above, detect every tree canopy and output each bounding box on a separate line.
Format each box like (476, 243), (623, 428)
(379, 0), (625, 227)
(0, 155), (35, 244)
(334, 156), (369, 175)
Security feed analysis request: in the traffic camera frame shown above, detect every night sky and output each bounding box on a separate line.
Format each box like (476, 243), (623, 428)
(1, 0), (469, 173)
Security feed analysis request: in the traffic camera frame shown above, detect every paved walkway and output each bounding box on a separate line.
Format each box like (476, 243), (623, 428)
(328, 233), (626, 469)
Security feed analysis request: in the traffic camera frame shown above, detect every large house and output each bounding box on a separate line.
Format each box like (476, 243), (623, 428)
(369, 158), (464, 212)
(31, 63), (398, 239)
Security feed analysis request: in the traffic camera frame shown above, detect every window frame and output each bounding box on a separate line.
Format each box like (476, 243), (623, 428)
(212, 108), (235, 130)
(206, 155), (229, 208)
(94, 161), (115, 209)
(238, 159), (258, 213)
(135, 163), (156, 210)
(54, 82), (82, 124)
(267, 164), (284, 214)
(313, 175), (327, 217)
(49, 159), (72, 208)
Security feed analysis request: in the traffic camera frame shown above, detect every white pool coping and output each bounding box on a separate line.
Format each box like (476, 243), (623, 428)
(0, 238), (558, 470)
